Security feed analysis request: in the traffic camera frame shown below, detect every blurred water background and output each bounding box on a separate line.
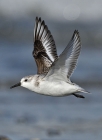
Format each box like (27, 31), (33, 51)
(0, 0), (102, 140)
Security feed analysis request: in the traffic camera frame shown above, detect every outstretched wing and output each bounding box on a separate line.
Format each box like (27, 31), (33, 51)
(33, 17), (58, 74)
(45, 30), (81, 82)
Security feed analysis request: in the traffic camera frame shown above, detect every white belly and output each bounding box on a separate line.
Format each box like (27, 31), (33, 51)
(35, 80), (79, 96)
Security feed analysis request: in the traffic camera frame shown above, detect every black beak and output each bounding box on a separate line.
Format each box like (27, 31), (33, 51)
(10, 82), (21, 89)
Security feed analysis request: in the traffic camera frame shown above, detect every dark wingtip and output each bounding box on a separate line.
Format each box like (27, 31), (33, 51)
(36, 17), (42, 22)
(72, 29), (81, 45)
(42, 20), (45, 26)
(36, 17), (38, 20)
(39, 17), (41, 21)
(74, 30), (79, 35)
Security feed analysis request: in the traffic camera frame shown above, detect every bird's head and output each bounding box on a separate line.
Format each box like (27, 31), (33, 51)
(10, 76), (34, 90)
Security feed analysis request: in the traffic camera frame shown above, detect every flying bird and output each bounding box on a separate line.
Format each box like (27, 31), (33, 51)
(10, 17), (89, 98)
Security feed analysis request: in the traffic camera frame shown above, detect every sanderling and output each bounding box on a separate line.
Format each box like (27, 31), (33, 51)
(10, 17), (89, 98)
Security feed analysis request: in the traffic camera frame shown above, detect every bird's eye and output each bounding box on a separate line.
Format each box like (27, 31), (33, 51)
(25, 79), (28, 82)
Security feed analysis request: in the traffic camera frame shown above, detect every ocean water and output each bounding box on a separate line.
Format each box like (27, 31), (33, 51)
(0, 86), (102, 140)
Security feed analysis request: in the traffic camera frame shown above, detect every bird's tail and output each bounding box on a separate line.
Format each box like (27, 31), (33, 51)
(73, 86), (90, 98)
(78, 87), (90, 94)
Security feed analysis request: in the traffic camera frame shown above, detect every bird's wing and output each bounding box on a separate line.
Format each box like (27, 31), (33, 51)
(33, 17), (58, 74)
(45, 30), (81, 82)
